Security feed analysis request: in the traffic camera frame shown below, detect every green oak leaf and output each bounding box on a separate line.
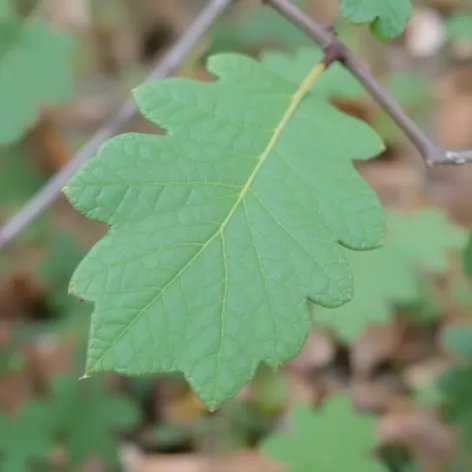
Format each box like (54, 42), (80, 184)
(0, 400), (56, 472)
(50, 374), (140, 466)
(314, 209), (466, 342)
(0, 18), (74, 145)
(262, 46), (364, 100)
(64, 52), (384, 408)
(445, 13), (472, 45)
(339, 0), (413, 41)
(260, 395), (385, 472)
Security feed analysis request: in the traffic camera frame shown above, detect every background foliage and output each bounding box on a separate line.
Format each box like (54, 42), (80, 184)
(2, 0), (472, 471)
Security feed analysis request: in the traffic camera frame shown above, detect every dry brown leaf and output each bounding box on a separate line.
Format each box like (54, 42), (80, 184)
(379, 408), (454, 472)
(351, 378), (409, 414)
(25, 336), (75, 381)
(288, 330), (336, 373)
(401, 357), (449, 391)
(351, 321), (405, 377)
(0, 371), (34, 413)
(137, 451), (280, 472)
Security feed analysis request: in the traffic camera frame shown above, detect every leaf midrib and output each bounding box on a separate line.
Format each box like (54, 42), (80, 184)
(87, 62), (326, 373)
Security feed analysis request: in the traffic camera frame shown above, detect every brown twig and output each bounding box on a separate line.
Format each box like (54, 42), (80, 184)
(264, 0), (472, 167)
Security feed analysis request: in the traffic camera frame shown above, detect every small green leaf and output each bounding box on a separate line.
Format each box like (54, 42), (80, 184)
(65, 51), (385, 408)
(0, 18), (75, 145)
(261, 46), (364, 100)
(260, 395), (385, 471)
(445, 13), (472, 45)
(340, 0), (413, 41)
(50, 375), (140, 467)
(0, 400), (56, 472)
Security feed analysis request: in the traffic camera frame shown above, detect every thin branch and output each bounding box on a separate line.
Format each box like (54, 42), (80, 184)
(264, 0), (472, 167)
(0, 0), (234, 248)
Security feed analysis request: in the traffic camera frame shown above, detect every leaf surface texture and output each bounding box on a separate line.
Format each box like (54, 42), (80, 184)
(65, 52), (384, 407)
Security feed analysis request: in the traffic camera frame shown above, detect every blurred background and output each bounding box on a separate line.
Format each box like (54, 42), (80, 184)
(2, 0), (472, 471)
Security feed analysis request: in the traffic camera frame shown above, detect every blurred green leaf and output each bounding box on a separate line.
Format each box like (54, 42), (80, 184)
(0, 145), (46, 204)
(443, 326), (472, 360)
(154, 422), (189, 448)
(339, 0), (412, 41)
(384, 72), (432, 109)
(437, 326), (472, 464)
(387, 209), (466, 274)
(0, 17), (75, 145)
(0, 0), (14, 19)
(209, 0), (309, 53)
(406, 281), (440, 326)
(253, 367), (289, 416)
(260, 395), (385, 471)
(35, 233), (88, 323)
(445, 13), (472, 45)
(451, 280), (472, 316)
(50, 374), (140, 467)
(314, 240), (418, 341)
(0, 400), (56, 472)
(374, 72), (432, 144)
(314, 209), (464, 342)
(464, 234), (472, 279)
(262, 46), (364, 100)
(38, 233), (85, 285)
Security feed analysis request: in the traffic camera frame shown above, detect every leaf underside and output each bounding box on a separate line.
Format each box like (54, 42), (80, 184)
(65, 52), (384, 408)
